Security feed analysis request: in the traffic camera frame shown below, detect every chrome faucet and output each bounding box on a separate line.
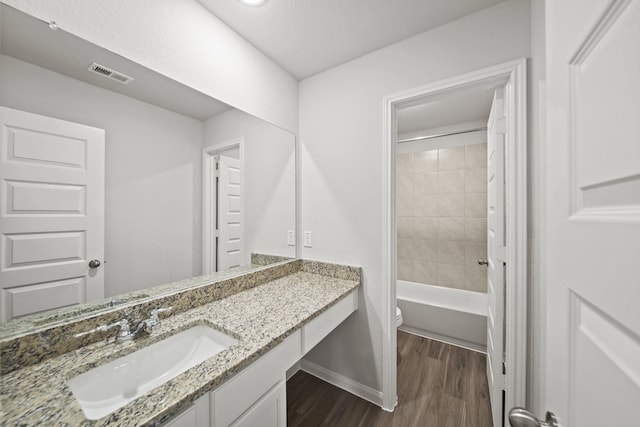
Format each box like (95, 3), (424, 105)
(74, 307), (172, 341)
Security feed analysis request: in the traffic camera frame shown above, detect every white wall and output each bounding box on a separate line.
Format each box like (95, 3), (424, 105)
(204, 109), (296, 263)
(0, 55), (204, 297)
(0, 0), (298, 133)
(299, 0), (531, 394)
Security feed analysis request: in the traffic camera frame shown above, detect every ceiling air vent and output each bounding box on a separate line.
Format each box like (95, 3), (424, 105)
(87, 63), (134, 85)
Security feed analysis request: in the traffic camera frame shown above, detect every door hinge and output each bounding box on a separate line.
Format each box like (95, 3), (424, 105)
(503, 360), (506, 375)
(497, 246), (507, 263)
(497, 117), (507, 134)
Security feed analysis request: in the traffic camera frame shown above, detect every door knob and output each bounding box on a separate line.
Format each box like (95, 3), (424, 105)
(509, 408), (560, 427)
(88, 259), (101, 269)
(478, 258), (489, 266)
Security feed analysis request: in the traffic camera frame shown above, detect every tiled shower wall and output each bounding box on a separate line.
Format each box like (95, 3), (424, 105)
(397, 143), (488, 293)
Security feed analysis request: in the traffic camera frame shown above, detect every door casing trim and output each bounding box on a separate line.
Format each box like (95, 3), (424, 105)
(381, 58), (528, 416)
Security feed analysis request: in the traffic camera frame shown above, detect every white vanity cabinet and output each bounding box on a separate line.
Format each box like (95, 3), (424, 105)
(213, 329), (301, 427)
(230, 380), (286, 427)
(162, 290), (357, 427)
(163, 393), (210, 427)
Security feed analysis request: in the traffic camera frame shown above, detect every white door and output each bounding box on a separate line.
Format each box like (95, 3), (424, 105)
(539, 0), (640, 426)
(487, 88), (506, 427)
(217, 154), (242, 270)
(0, 106), (105, 321)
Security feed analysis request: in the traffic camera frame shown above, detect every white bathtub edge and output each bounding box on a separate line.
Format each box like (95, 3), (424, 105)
(397, 281), (488, 351)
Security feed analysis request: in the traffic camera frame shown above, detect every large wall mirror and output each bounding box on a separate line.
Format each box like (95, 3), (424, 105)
(0, 4), (296, 333)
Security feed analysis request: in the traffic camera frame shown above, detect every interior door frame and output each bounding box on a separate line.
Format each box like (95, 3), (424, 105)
(202, 138), (244, 275)
(381, 58), (528, 414)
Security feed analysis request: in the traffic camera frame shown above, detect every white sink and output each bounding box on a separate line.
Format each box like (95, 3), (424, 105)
(67, 325), (238, 420)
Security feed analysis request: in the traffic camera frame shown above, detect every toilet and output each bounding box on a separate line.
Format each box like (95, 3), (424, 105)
(396, 306), (403, 327)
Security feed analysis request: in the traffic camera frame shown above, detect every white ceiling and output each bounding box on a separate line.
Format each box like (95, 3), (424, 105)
(197, 0), (506, 80)
(0, 4), (232, 121)
(397, 88), (494, 134)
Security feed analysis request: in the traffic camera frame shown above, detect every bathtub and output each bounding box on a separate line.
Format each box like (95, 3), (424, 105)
(397, 280), (487, 352)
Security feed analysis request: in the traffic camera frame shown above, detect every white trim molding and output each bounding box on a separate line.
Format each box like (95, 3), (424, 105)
(202, 138), (245, 274)
(381, 58), (528, 416)
(300, 360), (384, 407)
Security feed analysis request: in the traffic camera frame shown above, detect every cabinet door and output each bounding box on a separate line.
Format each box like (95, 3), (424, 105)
(163, 392), (211, 427)
(213, 331), (300, 427)
(230, 381), (286, 427)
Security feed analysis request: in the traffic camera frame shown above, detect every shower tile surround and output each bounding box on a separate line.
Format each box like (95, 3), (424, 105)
(397, 143), (488, 292)
(0, 259), (360, 425)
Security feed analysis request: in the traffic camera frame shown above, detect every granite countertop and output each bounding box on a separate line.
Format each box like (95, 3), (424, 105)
(0, 269), (360, 426)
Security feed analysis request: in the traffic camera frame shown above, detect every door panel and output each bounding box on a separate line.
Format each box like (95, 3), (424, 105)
(487, 88), (506, 427)
(218, 155), (242, 270)
(7, 125), (87, 168)
(544, 0), (640, 425)
(5, 231), (85, 266)
(0, 106), (105, 321)
(3, 277), (86, 318)
(6, 181), (86, 214)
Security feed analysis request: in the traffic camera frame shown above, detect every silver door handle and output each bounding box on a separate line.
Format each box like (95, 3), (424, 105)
(88, 259), (101, 268)
(509, 408), (560, 427)
(478, 258), (489, 266)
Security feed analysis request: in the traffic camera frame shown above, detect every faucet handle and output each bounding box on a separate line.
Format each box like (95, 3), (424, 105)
(149, 306), (172, 328)
(101, 319), (132, 340)
(75, 318), (131, 340)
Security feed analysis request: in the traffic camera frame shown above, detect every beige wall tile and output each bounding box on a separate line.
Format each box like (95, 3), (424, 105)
(398, 259), (414, 281)
(438, 241), (465, 265)
(414, 172), (438, 194)
(465, 265), (488, 292)
(414, 261), (438, 284)
(437, 170), (465, 194)
(465, 193), (487, 218)
(465, 218), (487, 242)
(465, 242), (487, 266)
(438, 217), (465, 241)
(397, 152), (414, 173)
(438, 264), (465, 289)
(414, 217), (438, 240)
(415, 194), (438, 217)
(397, 173), (415, 196)
(465, 168), (487, 193)
(465, 143), (487, 169)
(397, 195), (414, 217)
(414, 239), (438, 262)
(438, 146), (465, 171)
(437, 194), (465, 217)
(398, 238), (414, 261)
(397, 217), (414, 239)
(414, 150), (438, 172)
(397, 143), (492, 294)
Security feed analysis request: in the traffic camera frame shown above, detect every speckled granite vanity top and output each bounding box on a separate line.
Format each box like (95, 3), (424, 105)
(0, 260), (361, 426)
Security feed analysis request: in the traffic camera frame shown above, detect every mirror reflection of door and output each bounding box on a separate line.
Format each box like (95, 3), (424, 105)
(216, 150), (243, 271)
(0, 106), (105, 322)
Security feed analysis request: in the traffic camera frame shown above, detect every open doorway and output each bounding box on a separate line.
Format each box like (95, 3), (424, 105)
(202, 139), (245, 274)
(382, 59), (527, 427)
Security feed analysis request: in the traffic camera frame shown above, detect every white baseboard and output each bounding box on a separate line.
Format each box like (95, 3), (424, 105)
(398, 325), (487, 354)
(286, 362), (301, 381)
(299, 359), (384, 407)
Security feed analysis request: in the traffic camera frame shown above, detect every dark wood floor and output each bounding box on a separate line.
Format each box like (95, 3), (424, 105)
(287, 331), (493, 427)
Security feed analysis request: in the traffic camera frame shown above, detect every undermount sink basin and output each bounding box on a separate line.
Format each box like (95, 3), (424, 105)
(67, 325), (238, 420)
